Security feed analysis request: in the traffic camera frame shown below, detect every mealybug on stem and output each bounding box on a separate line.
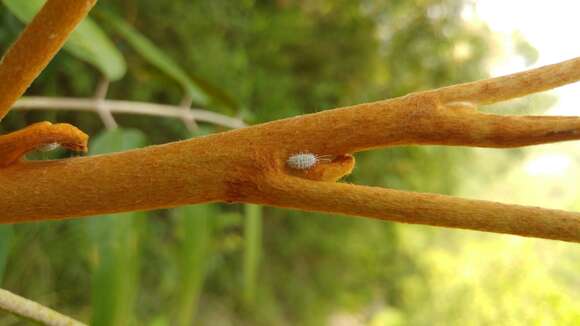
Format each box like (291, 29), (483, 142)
(37, 142), (60, 152)
(286, 152), (331, 170)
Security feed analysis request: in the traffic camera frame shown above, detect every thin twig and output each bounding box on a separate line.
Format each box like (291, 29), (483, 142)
(0, 288), (87, 325)
(432, 56), (580, 105)
(93, 78), (118, 129)
(12, 97), (247, 129)
(179, 93), (199, 131)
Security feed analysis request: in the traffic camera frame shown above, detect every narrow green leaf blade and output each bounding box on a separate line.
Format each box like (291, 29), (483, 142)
(173, 204), (216, 326)
(99, 11), (208, 105)
(0, 225), (13, 284)
(243, 204), (262, 307)
(2, 0), (127, 80)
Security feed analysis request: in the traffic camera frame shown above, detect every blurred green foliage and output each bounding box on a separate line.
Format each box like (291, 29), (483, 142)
(0, 0), (578, 325)
(2, 0), (127, 80)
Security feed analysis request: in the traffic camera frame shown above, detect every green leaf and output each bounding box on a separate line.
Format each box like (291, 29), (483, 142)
(89, 212), (144, 326)
(98, 11), (208, 105)
(173, 204), (216, 326)
(99, 10), (240, 112)
(0, 225), (13, 284)
(243, 204), (262, 308)
(89, 128), (147, 155)
(2, 0), (127, 80)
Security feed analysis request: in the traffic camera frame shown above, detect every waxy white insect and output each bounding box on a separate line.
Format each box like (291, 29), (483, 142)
(37, 142), (60, 152)
(286, 152), (332, 170)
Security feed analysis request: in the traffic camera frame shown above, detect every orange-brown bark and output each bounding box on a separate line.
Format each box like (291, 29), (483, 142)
(0, 122), (88, 167)
(2, 77), (580, 242)
(0, 0), (97, 120)
(0, 0), (95, 164)
(1, 0), (580, 243)
(258, 176), (580, 243)
(433, 56), (580, 105)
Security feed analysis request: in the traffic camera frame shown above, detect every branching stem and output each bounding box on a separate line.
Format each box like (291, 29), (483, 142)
(2, 58), (580, 242)
(12, 97), (246, 129)
(1, 0), (580, 243)
(0, 288), (86, 325)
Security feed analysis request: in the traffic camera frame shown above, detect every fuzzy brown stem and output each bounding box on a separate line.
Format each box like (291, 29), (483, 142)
(0, 0), (97, 120)
(0, 122), (88, 167)
(432, 56), (580, 105)
(1, 43), (580, 242)
(256, 176), (580, 242)
(246, 93), (580, 155)
(2, 100), (580, 243)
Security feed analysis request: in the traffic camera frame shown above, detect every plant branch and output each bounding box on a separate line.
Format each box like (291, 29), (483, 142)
(178, 93), (199, 131)
(0, 121), (88, 167)
(2, 57), (580, 242)
(0, 288), (86, 325)
(12, 97), (247, 129)
(1, 3), (580, 243)
(432, 56), (580, 105)
(0, 0), (97, 121)
(258, 176), (580, 242)
(93, 78), (118, 129)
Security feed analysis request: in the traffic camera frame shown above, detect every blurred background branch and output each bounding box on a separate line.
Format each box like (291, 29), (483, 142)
(93, 78), (117, 129)
(13, 96), (247, 130)
(0, 288), (86, 326)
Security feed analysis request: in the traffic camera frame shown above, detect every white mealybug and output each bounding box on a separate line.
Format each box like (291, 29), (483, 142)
(37, 142), (60, 152)
(286, 152), (331, 170)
